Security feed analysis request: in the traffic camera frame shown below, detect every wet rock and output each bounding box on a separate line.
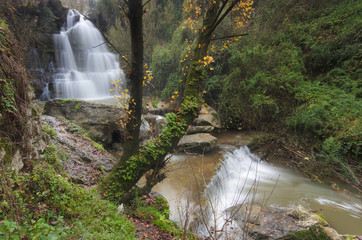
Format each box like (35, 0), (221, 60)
(187, 125), (214, 134)
(44, 99), (126, 148)
(140, 117), (152, 142)
(287, 205), (311, 220)
(193, 106), (222, 129)
(178, 133), (217, 153)
(11, 150), (23, 172)
(225, 203), (333, 239)
(144, 114), (167, 136)
(145, 101), (171, 115)
(42, 116), (116, 186)
(323, 227), (343, 240)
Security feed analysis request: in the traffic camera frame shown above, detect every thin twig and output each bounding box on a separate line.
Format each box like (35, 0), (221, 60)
(92, 42), (107, 48)
(142, 0), (153, 8)
(211, 33), (248, 41)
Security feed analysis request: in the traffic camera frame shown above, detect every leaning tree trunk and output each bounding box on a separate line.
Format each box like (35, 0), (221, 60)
(100, 0), (239, 204)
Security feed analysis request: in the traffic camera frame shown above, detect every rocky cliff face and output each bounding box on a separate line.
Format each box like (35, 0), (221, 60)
(0, 16), (48, 171)
(0, 0), (68, 97)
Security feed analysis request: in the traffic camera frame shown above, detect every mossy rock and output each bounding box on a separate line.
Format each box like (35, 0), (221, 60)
(278, 226), (331, 240)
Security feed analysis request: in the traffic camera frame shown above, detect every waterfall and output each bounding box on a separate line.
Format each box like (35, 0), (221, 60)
(196, 146), (271, 238)
(45, 9), (124, 100)
(195, 146), (362, 238)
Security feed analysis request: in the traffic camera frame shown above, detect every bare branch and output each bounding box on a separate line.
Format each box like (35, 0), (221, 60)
(210, 0), (242, 34)
(211, 33), (248, 41)
(92, 42), (107, 48)
(142, 0), (153, 8)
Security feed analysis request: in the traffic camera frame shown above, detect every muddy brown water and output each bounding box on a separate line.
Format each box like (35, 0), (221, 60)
(153, 131), (362, 235)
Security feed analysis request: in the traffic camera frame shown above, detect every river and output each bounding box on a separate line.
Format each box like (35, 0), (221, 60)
(153, 131), (362, 236)
(91, 97), (361, 235)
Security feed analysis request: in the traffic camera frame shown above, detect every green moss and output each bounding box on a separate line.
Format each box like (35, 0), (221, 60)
(0, 19), (9, 30)
(42, 124), (57, 139)
(43, 144), (69, 171)
(74, 103), (81, 110)
(92, 141), (106, 152)
(0, 78), (17, 114)
(57, 99), (79, 104)
(57, 117), (107, 152)
(279, 226), (330, 240)
(313, 213), (328, 226)
(30, 105), (38, 116)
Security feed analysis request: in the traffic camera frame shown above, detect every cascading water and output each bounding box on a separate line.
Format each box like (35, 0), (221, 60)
(195, 146), (362, 238)
(45, 9), (124, 100)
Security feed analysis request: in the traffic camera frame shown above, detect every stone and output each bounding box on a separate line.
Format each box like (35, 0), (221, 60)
(145, 101), (171, 116)
(0, 149), (5, 163)
(225, 203), (337, 240)
(193, 106), (222, 128)
(144, 114), (167, 136)
(42, 116), (116, 185)
(323, 227), (343, 240)
(287, 205), (310, 220)
(44, 99), (126, 148)
(11, 150), (23, 172)
(187, 125), (215, 134)
(178, 133), (217, 153)
(117, 204), (124, 212)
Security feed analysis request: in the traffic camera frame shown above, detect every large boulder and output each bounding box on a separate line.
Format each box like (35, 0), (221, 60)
(225, 203), (331, 239)
(193, 106), (222, 129)
(42, 116), (115, 185)
(44, 99), (125, 148)
(178, 133), (217, 153)
(186, 125), (215, 134)
(145, 101), (171, 115)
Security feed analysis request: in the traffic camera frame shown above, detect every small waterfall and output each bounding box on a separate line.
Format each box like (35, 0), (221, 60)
(195, 146), (362, 238)
(197, 146), (270, 238)
(45, 9), (124, 100)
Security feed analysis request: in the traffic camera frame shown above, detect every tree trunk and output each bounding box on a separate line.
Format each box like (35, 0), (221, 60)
(100, 0), (238, 204)
(116, 0), (144, 166)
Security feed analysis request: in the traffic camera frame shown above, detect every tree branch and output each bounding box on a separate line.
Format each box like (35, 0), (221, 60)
(142, 0), (153, 9)
(211, 33), (248, 41)
(210, 0), (241, 34)
(211, 0), (228, 30)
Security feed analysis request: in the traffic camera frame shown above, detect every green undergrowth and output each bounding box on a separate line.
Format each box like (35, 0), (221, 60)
(41, 124), (57, 139)
(0, 163), (136, 239)
(128, 197), (198, 239)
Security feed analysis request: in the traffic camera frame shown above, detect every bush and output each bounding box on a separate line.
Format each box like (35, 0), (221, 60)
(287, 82), (361, 161)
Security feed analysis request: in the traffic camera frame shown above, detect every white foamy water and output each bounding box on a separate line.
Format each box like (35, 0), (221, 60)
(154, 137), (362, 237)
(46, 9), (125, 100)
(197, 146), (362, 237)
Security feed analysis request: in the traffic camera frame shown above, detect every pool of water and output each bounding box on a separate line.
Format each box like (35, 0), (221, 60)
(153, 131), (362, 235)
